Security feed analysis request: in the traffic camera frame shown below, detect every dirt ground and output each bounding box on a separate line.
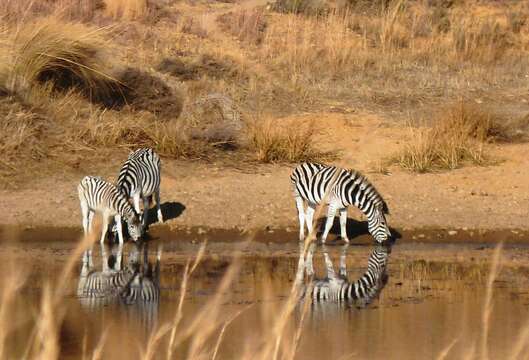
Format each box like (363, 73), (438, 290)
(1, 111), (528, 239)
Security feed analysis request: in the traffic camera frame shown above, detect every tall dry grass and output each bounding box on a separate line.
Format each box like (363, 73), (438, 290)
(389, 101), (509, 172)
(7, 17), (118, 101)
(247, 117), (334, 163)
(103, 0), (148, 20)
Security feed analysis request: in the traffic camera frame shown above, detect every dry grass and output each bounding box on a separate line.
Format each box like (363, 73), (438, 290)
(1, 0), (528, 176)
(246, 117), (334, 163)
(103, 0), (148, 20)
(217, 8), (268, 45)
(7, 17), (118, 103)
(389, 101), (515, 172)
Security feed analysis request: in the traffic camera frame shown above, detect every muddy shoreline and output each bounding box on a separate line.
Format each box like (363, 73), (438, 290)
(2, 224), (529, 244)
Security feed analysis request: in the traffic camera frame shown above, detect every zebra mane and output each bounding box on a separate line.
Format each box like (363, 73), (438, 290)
(345, 168), (390, 215)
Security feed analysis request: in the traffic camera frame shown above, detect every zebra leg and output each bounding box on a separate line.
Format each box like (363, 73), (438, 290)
(133, 192), (142, 222)
(100, 213), (109, 244)
(114, 214), (124, 245)
(339, 208), (349, 243)
(142, 196), (150, 232)
(321, 201), (338, 244)
(155, 189), (163, 223)
(81, 201), (90, 235)
(323, 246), (336, 279)
(101, 242), (109, 273)
(116, 243), (124, 271)
(305, 204), (316, 238)
(295, 196), (306, 241)
(339, 244), (349, 278)
(83, 208), (94, 267)
(306, 242), (316, 276)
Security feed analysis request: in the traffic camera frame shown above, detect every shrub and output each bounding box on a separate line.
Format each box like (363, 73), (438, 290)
(247, 117), (334, 163)
(217, 8), (267, 45)
(9, 17), (118, 102)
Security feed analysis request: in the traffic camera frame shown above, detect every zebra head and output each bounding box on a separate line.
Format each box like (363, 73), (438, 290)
(125, 212), (141, 242)
(368, 205), (392, 244)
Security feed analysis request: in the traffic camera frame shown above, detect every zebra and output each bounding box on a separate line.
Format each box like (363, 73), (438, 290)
(116, 148), (163, 235)
(78, 176), (141, 248)
(290, 162), (391, 244)
(121, 242), (161, 304)
(298, 244), (390, 306)
(77, 242), (162, 329)
(77, 244), (136, 308)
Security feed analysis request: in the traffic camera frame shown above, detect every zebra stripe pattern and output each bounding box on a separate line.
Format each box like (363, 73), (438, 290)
(117, 148), (163, 233)
(121, 245), (161, 304)
(305, 245), (390, 306)
(77, 243), (161, 321)
(290, 162), (391, 244)
(78, 176), (141, 247)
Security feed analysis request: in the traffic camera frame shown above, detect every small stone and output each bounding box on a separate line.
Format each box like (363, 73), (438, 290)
(448, 230), (457, 236)
(418, 234), (425, 239)
(197, 227), (206, 235)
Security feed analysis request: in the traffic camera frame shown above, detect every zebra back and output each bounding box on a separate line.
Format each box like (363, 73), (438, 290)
(117, 148), (161, 198)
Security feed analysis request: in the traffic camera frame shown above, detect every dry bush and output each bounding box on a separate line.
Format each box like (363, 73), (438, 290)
(8, 17), (118, 103)
(452, 18), (513, 63)
(260, 13), (363, 80)
(0, 0), (103, 23)
(247, 118), (333, 163)
(77, 108), (207, 158)
(391, 101), (529, 172)
(0, 97), (46, 174)
(184, 93), (243, 147)
(391, 102), (496, 172)
(217, 8), (268, 45)
(111, 67), (184, 118)
(270, 0), (328, 15)
(103, 0), (147, 20)
(157, 53), (244, 81)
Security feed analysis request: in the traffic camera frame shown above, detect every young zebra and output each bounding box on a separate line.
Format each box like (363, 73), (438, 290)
(303, 244), (390, 305)
(117, 148), (163, 234)
(77, 244), (136, 307)
(78, 176), (141, 245)
(290, 162), (391, 244)
(77, 243), (161, 306)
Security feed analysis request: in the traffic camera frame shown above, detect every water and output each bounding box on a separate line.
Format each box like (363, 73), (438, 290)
(1, 232), (529, 359)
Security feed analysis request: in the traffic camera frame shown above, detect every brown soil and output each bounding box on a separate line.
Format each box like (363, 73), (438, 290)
(1, 111), (528, 239)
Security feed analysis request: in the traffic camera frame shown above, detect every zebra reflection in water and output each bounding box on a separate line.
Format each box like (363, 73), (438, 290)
(77, 242), (161, 330)
(295, 243), (390, 308)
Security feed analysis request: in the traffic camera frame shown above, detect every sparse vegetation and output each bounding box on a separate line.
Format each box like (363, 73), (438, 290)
(390, 101), (529, 172)
(0, 0), (528, 182)
(247, 118), (334, 163)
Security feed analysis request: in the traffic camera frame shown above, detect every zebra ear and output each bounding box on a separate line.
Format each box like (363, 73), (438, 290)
(382, 201), (390, 215)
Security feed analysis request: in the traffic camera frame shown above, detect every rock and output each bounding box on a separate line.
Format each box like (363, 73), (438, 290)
(448, 230), (457, 236)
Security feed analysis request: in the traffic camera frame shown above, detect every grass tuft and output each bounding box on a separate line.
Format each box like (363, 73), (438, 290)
(9, 17), (118, 103)
(247, 117), (334, 163)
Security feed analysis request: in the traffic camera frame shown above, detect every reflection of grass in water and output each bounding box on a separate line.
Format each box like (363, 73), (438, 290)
(1, 232), (529, 358)
(398, 260), (488, 283)
(0, 227), (313, 359)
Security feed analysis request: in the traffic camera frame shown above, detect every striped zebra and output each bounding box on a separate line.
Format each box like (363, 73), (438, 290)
(77, 243), (161, 319)
(117, 148), (163, 234)
(290, 162), (391, 244)
(78, 176), (141, 247)
(77, 244), (136, 308)
(121, 243), (161, 304)
(301, 244), (390, 306)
